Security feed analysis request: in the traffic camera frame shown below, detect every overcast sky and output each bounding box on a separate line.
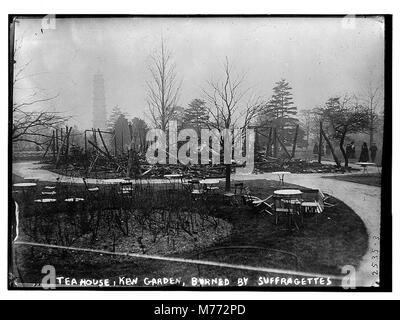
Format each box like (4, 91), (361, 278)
(13, 16), (385, 129)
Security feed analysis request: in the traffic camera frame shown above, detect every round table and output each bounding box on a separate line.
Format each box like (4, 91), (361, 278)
(13, 182), (37, 197)
(271, 171), (291, 185)
(64, 197), (85, 202)
(274, 189), (302, 197)
(13, 182), (37, 188)
(164, 174), (183, 179)
(164, 174), (183, 184)
(273, 189), (303, 230)
(199, 179), (221, 185)
(34, 198), (56, 203)
(200, 179), (220, 193)
(356, 162), (376, 174)
(42, 191), (56, 196)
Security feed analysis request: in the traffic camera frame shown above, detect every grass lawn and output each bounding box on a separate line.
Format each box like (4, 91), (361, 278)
(11, 176), (368, 288)
(322, 173), (381, 187)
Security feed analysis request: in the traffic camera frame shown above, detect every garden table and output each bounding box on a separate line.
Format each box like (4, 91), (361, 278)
(42, 191), (56, 196)
(34, 198), (56, 203)
(199, 179), (221, 185)
(273, 189), (302, 197)
(13, 182), (38, 198)
(273, 189), (303, 230)
(164, 174), (183, 179)
(13, 182), (37, 188)
(356, 162), (376, 174)
(64, 197), (85, 202)
(164, 174), (183, 182)
(271, 171), (291, 186)
(200, 179), (220, 194)
(164, 174), (184, 191)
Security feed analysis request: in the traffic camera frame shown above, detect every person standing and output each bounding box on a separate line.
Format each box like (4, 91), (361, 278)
(313, 143), (319, 155)
(326, 143), (331, 156)
(350, 141), (356, 159)
(346, 143), (352, 159)
(370, 143), (378, 163)
(359, 142), (370, 162)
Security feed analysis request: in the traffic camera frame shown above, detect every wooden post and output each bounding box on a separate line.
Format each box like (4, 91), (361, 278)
(55, 129), (59, 155)
(60, 128), (63, 155)
(88, 140), (112, 160)
(273, 127), (278, 158)
(321, 126), (341, 167)
(121, 130), (124, 155)
(129, 123), (133, 141)
(55, 131), (69, 168)
(127, 148), (133, 178)
(266, 127), (272, 156)
(84, 130), (87, 154)
(92, 128), (97, 146)
(114, 130), (117, 157)
(98, 129), (111, 157)
(276, 134), (291, 158)
(52, 131), (56, 162)
(291, 124), (299, 159)
(318, 122), (323, 163)
(88, 140), (126, 171)
(42, 138), (52, 159)
(225, 164), (231, 191)
(65, 126), (71, 160)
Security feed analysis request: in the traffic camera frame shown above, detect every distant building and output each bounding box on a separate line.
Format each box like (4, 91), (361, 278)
(92, 73), (107, 129)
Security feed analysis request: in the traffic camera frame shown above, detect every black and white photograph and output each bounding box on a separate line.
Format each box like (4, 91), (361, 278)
(8, 14), (392, 292)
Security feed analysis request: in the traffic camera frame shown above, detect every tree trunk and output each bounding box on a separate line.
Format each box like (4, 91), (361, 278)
(84, 130), (87, 154)
(318, 122), (323, 163)
(225, 164), (231, 191)
(321, 127), (341, 167)
(369, 127), (374, 147)
(127, 148), (133, 178)
(291, 124), (299, 158)
(65, 126), (70, 160)
(339, 135), (349, 169)
(60, 128), (63, 155)
(266, 127), (272, 156)
(369, 110), (374, 146)
(113, 130), (117, 157)
(52, 131), (56, 162)
(55, 129), (59, 155)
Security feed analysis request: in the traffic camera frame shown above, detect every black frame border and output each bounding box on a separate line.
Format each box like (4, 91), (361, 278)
(8, 14), (393, 292)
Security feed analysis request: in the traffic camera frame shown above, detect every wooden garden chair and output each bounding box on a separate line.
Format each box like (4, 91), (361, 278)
(242, 187), (274, 215)
(119, 181), (134, 197)
(300, 189), (325, 223)
(190, 180), (205, 200)
(223, 182), (245, 205)
(82, 177), (100, 193)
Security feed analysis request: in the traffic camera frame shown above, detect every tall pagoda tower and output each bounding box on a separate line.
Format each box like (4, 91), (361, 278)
(92, 73), (107, 129)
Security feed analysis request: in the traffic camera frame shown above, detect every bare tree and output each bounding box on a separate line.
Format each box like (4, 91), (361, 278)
(12, 33), (66, 148)
(361, 84), (382, 146)
(203, 58), (263, 131)
(146, 39), (181, 131)
(12, 103), (65, 146)
(203, 58), (263, 190)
